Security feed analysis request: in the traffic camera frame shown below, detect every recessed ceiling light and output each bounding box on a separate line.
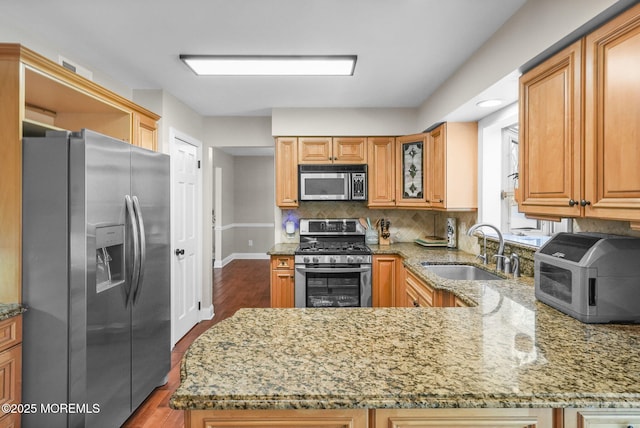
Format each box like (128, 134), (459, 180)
(180, 55), (357, 76)
(476, 99), (503, 108)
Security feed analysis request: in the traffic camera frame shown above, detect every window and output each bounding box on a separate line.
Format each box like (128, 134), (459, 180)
(499, 122), (569, 244)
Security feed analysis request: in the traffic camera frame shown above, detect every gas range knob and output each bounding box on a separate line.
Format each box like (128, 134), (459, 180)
(312, 256), (320, 263)
(346, 256), (354, 263)
(329, 256), (337, 263)
(303, 256), (311, 263)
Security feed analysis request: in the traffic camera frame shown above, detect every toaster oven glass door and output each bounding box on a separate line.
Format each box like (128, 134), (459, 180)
(538, 262), (572, 304)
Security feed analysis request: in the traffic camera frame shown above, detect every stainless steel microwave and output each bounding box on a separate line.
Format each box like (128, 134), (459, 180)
(299, 165), (367, 201)
(534, 232), (640, 323)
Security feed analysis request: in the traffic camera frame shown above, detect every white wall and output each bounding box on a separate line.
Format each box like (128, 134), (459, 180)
(272, 108), (419, 135)
(477, 103), (519, 227)
(417, 0), (626, 130)
(205, 116), (273, 147)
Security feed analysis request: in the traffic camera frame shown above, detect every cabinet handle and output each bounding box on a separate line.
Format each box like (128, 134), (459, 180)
(412, 300), (419, 307)
(569, 199), (578, 207)
(580, 199), (591, 207)
(433, 199), (443, 203)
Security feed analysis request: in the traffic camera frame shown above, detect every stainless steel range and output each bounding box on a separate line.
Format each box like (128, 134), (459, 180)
(295, 218), (372, 308)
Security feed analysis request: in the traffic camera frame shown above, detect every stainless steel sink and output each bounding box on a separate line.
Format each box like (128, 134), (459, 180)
(421, 263), (503, 281)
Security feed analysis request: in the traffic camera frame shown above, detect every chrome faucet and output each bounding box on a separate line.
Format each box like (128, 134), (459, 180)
(467, 223), (505, 272)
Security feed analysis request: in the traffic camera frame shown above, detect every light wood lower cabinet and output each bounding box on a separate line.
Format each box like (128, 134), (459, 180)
(373, 408), (557, 428)
(372, 255), (399, 307)
(0, 316), (22, 428)
(563, 408), (640, 428)
(186, 409), (368, 428)
(270, 256), (295, 308)
(405, 269), (435, 307)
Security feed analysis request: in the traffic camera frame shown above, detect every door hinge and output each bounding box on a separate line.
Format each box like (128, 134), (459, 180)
(197, 160), (201, 169)
(198, 301), (201, 310)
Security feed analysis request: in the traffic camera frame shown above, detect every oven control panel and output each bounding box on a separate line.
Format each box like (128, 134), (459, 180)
(295, 254), (371, 265)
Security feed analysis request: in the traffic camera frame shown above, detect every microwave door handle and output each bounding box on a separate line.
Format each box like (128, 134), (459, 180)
(295, 267), (370, 274)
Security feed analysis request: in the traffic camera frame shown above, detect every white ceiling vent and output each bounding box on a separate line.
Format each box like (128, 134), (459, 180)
(58, 55), (93, 81)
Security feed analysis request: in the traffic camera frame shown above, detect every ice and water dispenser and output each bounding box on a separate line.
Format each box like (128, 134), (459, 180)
(96, 225), (125, 293)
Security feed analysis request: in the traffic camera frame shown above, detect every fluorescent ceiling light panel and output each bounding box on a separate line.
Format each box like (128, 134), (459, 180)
(180, 55), (357, 76)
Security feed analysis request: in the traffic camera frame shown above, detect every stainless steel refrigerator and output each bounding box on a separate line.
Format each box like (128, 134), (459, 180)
(22, 129), (171, 428)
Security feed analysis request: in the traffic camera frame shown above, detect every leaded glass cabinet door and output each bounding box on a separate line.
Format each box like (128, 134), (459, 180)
(396, 133), (429, 207)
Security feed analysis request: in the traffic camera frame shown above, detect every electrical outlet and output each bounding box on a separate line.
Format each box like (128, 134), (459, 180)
(248, 240), (253, 247)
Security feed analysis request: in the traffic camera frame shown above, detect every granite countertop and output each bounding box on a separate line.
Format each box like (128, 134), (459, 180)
(170, 243), (640, 411)
(0, 303), (25, 321)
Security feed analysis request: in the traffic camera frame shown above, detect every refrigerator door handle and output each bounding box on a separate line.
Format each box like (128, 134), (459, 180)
(132, 196), (146, 304)
(125, 194), (141, 307)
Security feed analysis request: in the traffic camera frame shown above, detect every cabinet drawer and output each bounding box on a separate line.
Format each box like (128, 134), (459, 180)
(0, 316), (21, 353)
(271, 256), (294, 270)
(405, 271), (433, 307)
(564, 409), (640, 428)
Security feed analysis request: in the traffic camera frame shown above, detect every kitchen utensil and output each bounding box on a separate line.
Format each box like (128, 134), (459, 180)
(359, 217), (368, 230)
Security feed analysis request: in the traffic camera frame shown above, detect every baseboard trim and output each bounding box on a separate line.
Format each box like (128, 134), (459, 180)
(199, 304), (214, 321)
(214, 252), (270, 269)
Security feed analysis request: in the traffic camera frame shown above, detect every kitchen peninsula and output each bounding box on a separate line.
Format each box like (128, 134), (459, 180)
(170, 246), (640, 427)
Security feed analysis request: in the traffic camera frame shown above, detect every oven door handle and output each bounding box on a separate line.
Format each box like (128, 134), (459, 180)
(295, 266), (371, 274)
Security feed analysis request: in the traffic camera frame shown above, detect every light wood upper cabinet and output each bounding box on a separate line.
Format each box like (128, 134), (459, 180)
(299, 137), (367, 164)
(367, 137), (396, 207)
(298, 137), (332, 163)
(133, 112), (158, 151)
(518, 39), (583, 219)
(394, 125), (477, 210)
(0, 43), (160, 303)
(332, 137), (367, 163)
(583, 3), (640, 227)
(426, 122), (477, 210)
(275, 137), (299, 208)
(518, 3), (640, 228)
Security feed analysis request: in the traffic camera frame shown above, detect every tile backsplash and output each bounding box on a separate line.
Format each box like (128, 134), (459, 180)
(279, 202), (478, 252)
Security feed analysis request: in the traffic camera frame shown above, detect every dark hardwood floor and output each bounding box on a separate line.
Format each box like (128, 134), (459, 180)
(122, 259), (271, 427)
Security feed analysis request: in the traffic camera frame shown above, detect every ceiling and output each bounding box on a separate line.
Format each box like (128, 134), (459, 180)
(1, 0), (527, 119)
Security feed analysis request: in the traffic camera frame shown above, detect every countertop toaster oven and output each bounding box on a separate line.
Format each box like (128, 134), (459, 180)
(534, 232), (640, 323)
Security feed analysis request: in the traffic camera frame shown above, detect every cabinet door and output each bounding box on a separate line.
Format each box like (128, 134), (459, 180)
(275, 137), (299, 207)
(564, 409), (640, 428)
(372, 255), (398, 307)
(584, 3), (640, 225)
(0, 345), (21, 422)
(367, 137), (396, 207)
(270, 256), (295, 308)
(133, 112), (157, 151)
(428, 125), (445, 209)
(373, 408), (555, 428)
(298, 137), (332, 163)
(332, 137), (367, 164)
(187, 409), (368, 428)
(270, 270), (294, 308)
(396, 134), (429, 208)
(519, 39), (583, 219)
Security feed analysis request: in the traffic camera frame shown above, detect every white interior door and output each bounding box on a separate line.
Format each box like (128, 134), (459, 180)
(171, 131), (202, 347)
